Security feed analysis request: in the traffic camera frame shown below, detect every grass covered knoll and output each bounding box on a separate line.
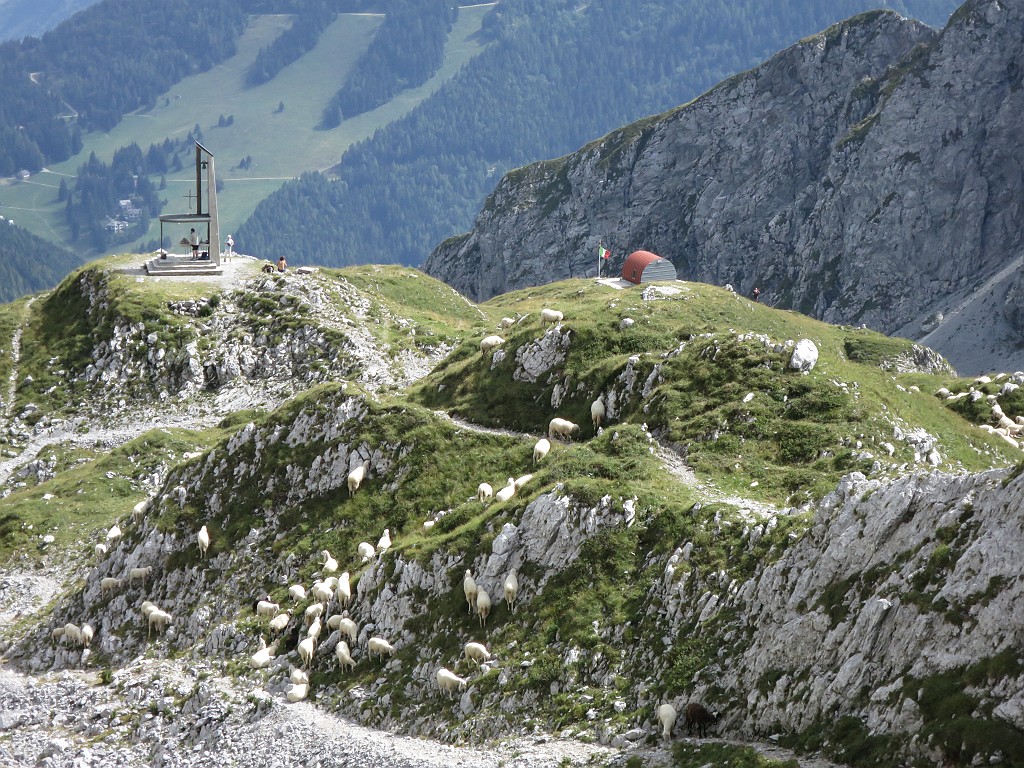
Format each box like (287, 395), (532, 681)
(0, 425), (229, 559)
(412, 279), (1017, 505)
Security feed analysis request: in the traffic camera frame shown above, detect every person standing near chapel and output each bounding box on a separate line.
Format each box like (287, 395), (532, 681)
(189, 228), (199, 259)
(225, 234), (234, 261)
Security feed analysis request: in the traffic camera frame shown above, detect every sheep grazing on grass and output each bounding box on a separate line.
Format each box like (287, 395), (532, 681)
(548, 417), (580, 441)
(357, 541), (375, 562)
(591, 397), (606, 430)
(249, 638), (279, 669)
(476, 588), (492, 627)
(367, 636), (395, 660)
(479, 335), (505, 354)
(540, 308), (563, 326)
(106, 525), (122, 542)
(297, 636), (316, 667)
(504, 570), (519, 612)
(321, 549), (338, 573)
(269, 611), (291, 633)
(436, 667), (468, 698)
(684, 702), (718, 738)
(463, 570), (478, 614)
(336, 572), (351, 607)
(495, 478), (516, 503)
(148, 609), (172, 638)
(377, 528), (392, 553)
(513, 474), (533, 491)
(464, 642), (491, 665)
(477, 482), (493, 502)
(255, 600), (280, 618)
(286, 682), (309, 702)
(335, 640), (356, 672)
(128, 566), (152, 585)
(100, 577), (123, 596)
(197, 525), (210, 558)
(533, 438), (551, 465)
(288, 584), (307, 602)
(347, 463), (368, 494)
(499, 317), (516, 330)
(657, 703), (677, 740)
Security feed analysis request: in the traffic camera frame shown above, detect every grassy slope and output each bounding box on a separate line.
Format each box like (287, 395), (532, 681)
(0, 7), (492, 260)
(412, 279), (1016, 505)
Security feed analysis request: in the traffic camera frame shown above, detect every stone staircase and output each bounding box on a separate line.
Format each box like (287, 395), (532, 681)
(145, 253), (224, 276)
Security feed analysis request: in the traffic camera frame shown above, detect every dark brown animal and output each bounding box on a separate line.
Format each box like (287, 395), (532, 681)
(684, 702), (718, 738)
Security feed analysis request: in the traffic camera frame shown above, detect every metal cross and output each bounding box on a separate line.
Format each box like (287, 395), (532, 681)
(183, 189), (195, 212)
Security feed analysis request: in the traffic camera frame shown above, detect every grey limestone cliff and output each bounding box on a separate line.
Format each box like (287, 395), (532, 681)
(425, 0), (1024, 373)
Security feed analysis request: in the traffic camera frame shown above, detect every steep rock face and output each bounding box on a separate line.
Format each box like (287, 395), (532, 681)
(426, 0), (1024, 367)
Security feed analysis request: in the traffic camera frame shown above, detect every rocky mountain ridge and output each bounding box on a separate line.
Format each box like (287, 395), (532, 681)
(1, 259), (1023, 766)
(425, 0), (1024, 375)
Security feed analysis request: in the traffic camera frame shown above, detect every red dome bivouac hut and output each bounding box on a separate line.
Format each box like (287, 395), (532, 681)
(621, 250), (678, 285)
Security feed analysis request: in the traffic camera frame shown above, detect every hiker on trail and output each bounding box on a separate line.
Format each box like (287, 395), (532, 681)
(752, 286), (762, 302)
(189, 228), (199, 259)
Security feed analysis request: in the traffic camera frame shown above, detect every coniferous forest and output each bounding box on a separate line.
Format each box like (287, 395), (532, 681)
(236, 0), (960, 268)
(0, 220), (80, 302)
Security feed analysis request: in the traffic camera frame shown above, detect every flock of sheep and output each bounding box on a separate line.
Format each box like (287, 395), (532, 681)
(53, 305), (717, 741)
(935, 373), (1024, 450)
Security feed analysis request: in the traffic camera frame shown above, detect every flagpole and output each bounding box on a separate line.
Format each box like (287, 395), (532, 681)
(597, 242), (602, 279)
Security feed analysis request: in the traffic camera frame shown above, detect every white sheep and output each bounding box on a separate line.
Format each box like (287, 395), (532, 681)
(513, 473), (533, 491)
(377, 528), (392, 553)
(197, 525), (210, 558)
(464, 641), (491, 665)
(80, 623), (94, 647)
(63, 623), (82, 646)
(335, 615), (358, 644)
(286, 682), (309, 702)
(495, 478), (516, 503)
(357, 541), (375, 562)
(140, 600), (158, 620)
(367, 636), (395, 660)
(100, 577), (123, 595)
(132, 499), (148, 523)
(476, 588), (492, 627)
(533, 438), (551, 465)
(658, 703), (677, 740)
(256, 600), (280, 618)
(347, 463), (367, 494)
(504, 570), (519, 613)
(289, 667), (309, 685)
(311, 581), (333, 605)
(591, 397), (606, 429)
(540, 308), (563, 326)
(336, 572), (351, 607)
(548, 417), (580, 440)
(148, 609), (172, 638)
(477, 482), (493, 502)
(436, 667), (468, 698)
(463, 570), (478, 614)
(269, 611), (291, 633)
(307, 616), (322, 641)
(105, 524), (122, 542)
(250, 638), (279, 669)
(94, 543), (108, 557)
(128, 566), (152, 585)
(304, 603), (324, 625)
(288, 584), (307, 602)
(51, 627), (65, 644)
(321, 549), (338, 573)
(479, 335), (505, 354)
(335, 640), (356, 672)
(499, 316), (516, 330)
(297, 636), (316, 667)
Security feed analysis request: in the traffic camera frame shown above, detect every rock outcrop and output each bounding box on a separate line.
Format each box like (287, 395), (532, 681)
(425, 0), (1024, 373)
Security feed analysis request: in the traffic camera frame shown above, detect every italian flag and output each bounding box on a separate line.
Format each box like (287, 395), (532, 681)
(599, 245), (611, 260)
